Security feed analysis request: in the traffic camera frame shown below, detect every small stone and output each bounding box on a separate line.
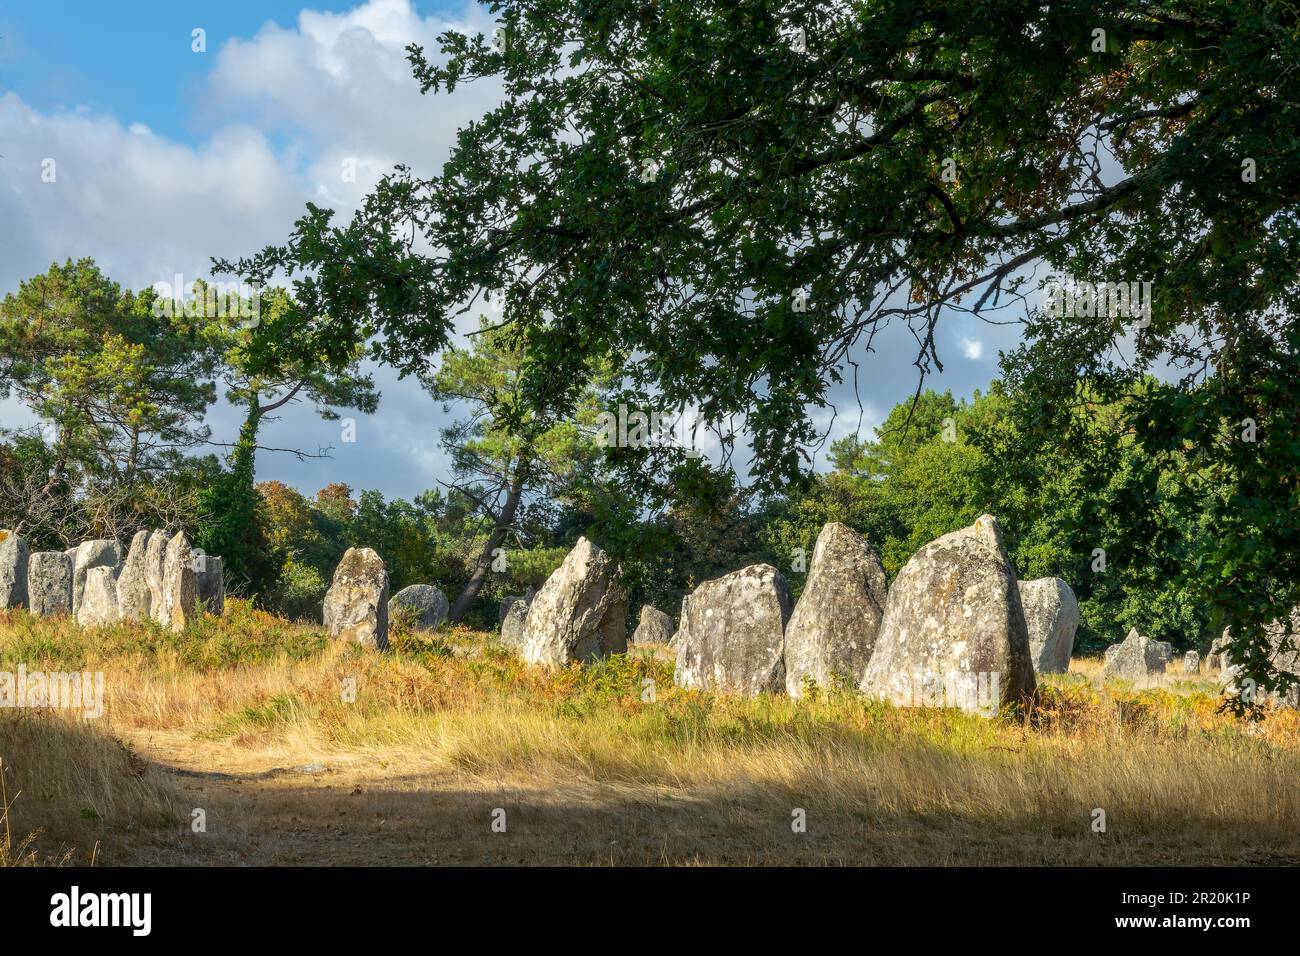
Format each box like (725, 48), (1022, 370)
(71, 539), (122, 614)
(389, 584), (448, 631)
(631, 606), (675, 644)
(1184, 650), (1200, 674)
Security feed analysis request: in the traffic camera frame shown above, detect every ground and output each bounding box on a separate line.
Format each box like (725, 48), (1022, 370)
(2, 602), (1299, 866)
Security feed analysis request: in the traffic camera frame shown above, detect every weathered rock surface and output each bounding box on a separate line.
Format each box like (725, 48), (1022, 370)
(673, 564), (792, 696)
(160, 531), (198, 632)
(0, 529), (29, 609)
(783, 522), (886, 696)
(499, 587), (535, 626)
(323, 547), (390, 650)
(521, 537), (627, 667)
(632, 606), (675, 645)
(499, 594), (532, 649)
(1099, 628), (1167, 685)
(389, 584), (447, 631)
(1184, 651), (1200, 674)
(195, 554), (225, 616)
(859, 514), (1036, 715)
(1018, 577), (1079, 675)
(71, 539), (122, 614)
(116, 530), (156, 622)
(27, 551), (73, 616)
(144, 530), (169, 622)
(76, 566), (119, 626)
(1217, 613), (1300, 707)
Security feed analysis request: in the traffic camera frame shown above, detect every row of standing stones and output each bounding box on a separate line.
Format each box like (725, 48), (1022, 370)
(315, 514), (1296, 715)
(0, 528), (225, 629)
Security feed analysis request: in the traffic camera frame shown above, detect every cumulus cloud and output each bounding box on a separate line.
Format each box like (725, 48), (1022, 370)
(960, 337), (985, 360)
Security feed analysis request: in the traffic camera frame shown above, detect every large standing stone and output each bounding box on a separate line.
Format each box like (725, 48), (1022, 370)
(783, 522), (887, 697)
(323, 547), (390, 650)
(160, 531), (198, 632)
(1099, 628), (1167, 685)
(859, 514), (1036, 715)
(389, 584), (447, 631)
(27, 551), (73, 616)
(1018, 577), (1079, 675)
(521, 537), (627, 668)
(76, 566), (120, 627)
(0, 530), (29, 609)
(195, 554), (225, 616)
(631, 606), (675, 645)
(499, 594), (532, 649)
(71, 539), (122, 615)
(673, 564), (792, 696)
(116, 530), (156, 622)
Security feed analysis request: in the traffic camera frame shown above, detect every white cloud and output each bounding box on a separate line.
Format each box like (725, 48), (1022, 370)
(960, 336), (985, 360)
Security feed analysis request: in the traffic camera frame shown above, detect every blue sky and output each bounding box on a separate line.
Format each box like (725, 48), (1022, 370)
(0, 0), (1017, 502)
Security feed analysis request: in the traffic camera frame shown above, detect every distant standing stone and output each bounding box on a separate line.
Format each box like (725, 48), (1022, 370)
(323, 547), (390, 650)
(1018, 577), (1079, 675)
(160, 531), (198, 632)
(499, 587), (535, 626)
(76, 566), (120, 627)
(71, 539), (122, 615)
(1184, 651), (1201, 674)
(631, 606), (675, 645)
(1099, 628), (1167, 685)
(783, 522), (887, 697)
(0, 529), (29, 609)
(389, 584), (448, 631)
(499, 594), (531, 648)
(145, 530), (168, 622)
(673, 564), (792, 697)
(116, 530), (156, 622)
(28, 551), (73, 616)
(195, 554), (225, 616)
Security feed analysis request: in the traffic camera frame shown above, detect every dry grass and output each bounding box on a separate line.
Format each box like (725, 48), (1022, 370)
(1, 602), (1298, 865)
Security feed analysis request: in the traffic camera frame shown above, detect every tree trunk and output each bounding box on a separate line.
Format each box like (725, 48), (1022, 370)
(448, 470), (526, 622)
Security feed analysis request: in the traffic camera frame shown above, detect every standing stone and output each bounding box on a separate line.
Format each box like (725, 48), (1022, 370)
(160, 531), (198, 632)
(499, 587), (536, 626)
(0, 530), (29, 609)
(499, 595), (532, 649)
(116, 530), (155, 622)
(1218, 614), (1300, 707)
(631, 606), (675, 645)
(389, 584), (447, 631)
(145, 530), (168, 623)
(1099, 628), (1167, 685)
(1184, 651), (1201, 674)
(673, 564), (792, 696)
(859, 514), (1036, 715)
(784, 522), (887, 697)
(76, 566), (119, 627)
(520, 537), (627, 668)
(195, 554), (225, 616)
(71, 539), (122, 615)
(1018, 577), (1079, 675)
(323, 547), (390, 650)
(668, 595), (691, 648)
(27, 551), (72, 616)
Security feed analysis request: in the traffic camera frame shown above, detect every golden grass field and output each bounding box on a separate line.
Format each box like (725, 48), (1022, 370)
(2, 600), (1298, 866)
